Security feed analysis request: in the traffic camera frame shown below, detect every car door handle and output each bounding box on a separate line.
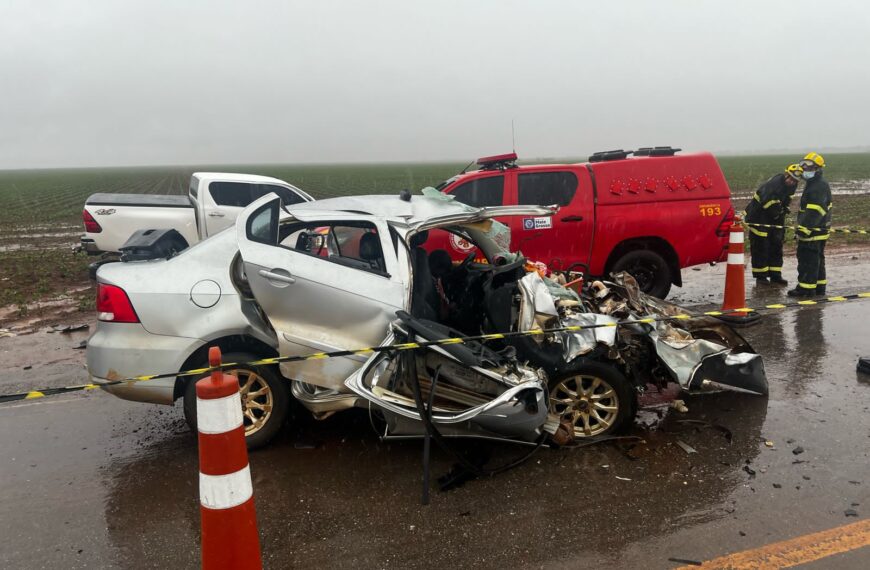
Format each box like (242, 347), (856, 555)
(258, 269), (295, 284)
(208, 211), (226, 217)
(561, 215), (584, 222)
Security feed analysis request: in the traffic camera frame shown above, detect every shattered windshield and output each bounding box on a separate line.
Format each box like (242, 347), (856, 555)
(437, 218), (514, 263)
(432, 177), (459, 191)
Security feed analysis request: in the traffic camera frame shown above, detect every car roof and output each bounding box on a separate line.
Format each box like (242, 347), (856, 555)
(286, 194), (476, 223)
(192, 172), (293, 185)
(284, 193), (556, 229)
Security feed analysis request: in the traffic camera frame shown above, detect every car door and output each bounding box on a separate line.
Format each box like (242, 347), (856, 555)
(510, 168), (595, 272)
(236, 195), (406, 390)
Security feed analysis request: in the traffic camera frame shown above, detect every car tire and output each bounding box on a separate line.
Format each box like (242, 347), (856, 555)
(548, 361), (636, 438)
(183, 351), (291, 450)
(611, 249), (671, 298)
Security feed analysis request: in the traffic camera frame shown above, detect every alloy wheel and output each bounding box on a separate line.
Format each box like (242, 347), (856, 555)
(234, 369), (274, 436)
(550, 374), (620, 437)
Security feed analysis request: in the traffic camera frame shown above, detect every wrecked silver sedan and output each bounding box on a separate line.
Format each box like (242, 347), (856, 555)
(235, 190), (767, 444)
(91, 190), (767, 448)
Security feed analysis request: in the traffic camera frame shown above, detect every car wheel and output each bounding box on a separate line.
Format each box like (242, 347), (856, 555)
(548, 362), (636, 438)
(611, 249), (671, 298)
(183, 351), (291, 450)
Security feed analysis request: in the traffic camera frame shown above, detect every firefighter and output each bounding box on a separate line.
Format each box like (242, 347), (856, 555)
(788, 152), (832, 297)
(745, 163), (803, 285)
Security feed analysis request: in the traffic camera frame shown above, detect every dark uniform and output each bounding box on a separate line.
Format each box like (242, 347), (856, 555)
(795, 171), (832, 294)
(744, 173), (795, 281)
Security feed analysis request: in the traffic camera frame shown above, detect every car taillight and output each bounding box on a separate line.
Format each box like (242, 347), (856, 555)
(716, 206), (736, 237)
(96, 284), (139, 323)
(83, 209), (102, 233)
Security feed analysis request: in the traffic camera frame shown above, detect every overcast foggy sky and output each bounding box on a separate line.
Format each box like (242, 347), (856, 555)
(1, 0), (869, 169)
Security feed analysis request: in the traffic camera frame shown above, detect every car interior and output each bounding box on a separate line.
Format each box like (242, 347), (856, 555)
(405, 227), (581, 376)
(278, 220), (390, 277)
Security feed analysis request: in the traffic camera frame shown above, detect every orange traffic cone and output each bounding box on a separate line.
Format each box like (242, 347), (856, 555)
(718, 219), (760, 325)
(197, 347), (263, 570)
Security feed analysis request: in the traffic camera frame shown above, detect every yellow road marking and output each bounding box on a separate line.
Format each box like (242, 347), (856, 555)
(677, 518), (870, 569)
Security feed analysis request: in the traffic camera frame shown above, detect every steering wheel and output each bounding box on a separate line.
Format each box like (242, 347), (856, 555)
(458, 251), (476, 270)
(492, 256), (526, 276)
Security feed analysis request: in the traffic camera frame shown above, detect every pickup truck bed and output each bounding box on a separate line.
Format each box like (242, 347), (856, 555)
(81, 172), (313, 256)
(86, 194), (193, 208)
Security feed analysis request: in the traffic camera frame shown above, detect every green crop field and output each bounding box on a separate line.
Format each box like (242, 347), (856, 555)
(1, 152), (869, 227)
(0, 163), (466, 227)
(717, 153), (870, 195)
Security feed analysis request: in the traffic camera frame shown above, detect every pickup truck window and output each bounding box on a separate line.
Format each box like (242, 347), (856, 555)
(450, 176), (504, 207)
(210, 182), (306, 208)
(518, 171), (577, 207)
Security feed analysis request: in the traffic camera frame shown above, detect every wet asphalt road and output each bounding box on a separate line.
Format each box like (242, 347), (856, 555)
(1, 249), (869, 569)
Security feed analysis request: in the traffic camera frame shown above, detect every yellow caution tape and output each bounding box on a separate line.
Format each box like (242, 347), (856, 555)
(3, 291), (870, 405)
(742, 221), (869, 235)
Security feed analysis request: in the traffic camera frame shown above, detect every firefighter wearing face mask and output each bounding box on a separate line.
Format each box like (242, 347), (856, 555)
(745, 163), (802, 285)
(788, 152), (832, 297)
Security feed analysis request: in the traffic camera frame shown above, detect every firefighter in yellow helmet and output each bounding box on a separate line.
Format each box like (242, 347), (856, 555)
(744, 163), (802, 285)
(788, 152), (832, 297)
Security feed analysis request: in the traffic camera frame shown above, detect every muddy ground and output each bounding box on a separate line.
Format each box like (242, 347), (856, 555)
(1, 249), (869, 568)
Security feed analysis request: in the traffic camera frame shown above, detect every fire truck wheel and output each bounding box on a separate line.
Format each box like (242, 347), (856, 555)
(611, 250), (671, 298)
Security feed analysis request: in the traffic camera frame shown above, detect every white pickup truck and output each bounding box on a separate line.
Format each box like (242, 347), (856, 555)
(80, 172), (312, 255)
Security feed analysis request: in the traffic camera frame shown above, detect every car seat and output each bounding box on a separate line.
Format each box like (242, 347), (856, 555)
(359, 232), (385, 272)
(409, 231), (438, 320)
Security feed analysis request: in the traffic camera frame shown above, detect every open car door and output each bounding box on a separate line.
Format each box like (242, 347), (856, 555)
(236, 194), (406, 390)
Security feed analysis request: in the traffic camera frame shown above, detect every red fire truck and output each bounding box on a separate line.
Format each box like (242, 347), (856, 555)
(433, 148), (734, 298)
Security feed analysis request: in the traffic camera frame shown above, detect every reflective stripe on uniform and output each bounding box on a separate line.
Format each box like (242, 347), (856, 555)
(752, 267), (770, 274)
(817, 279), (828, 285)
(763, 199), (779, 209)
(749, 226), (769, 237)
(753, 192), (761, 203)
(797, 225), (812, 235)
(806, 203), (827, 215)
(798, 282), (817, 289)
(769, 266), (783, 272)
(797, 233), (830, 242)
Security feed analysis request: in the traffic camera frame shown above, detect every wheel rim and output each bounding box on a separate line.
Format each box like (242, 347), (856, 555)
(625, 260), (658, 292)
(233, 369), (273, 437)
(550, 374), (620, 437)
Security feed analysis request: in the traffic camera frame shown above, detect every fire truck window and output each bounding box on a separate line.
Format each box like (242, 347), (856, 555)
(450, 176), (504, 207)
(518, 171), (578, 207)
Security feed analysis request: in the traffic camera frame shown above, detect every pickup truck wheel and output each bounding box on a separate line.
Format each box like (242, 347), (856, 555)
(548, 362), (636, 438)
(183, 352), (290, 450)
(611, 250), (671, 298)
